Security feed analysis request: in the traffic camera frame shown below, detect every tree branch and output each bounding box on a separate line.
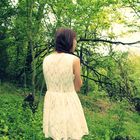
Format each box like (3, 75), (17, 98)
(78, 38), (140, 45)
(81, 74), (112, 85)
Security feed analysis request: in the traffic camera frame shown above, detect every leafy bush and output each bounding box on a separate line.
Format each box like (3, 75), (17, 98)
(0, 82), (140, 140)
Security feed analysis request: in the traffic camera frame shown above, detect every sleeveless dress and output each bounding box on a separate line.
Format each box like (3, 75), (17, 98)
(42, 53), (89, 140)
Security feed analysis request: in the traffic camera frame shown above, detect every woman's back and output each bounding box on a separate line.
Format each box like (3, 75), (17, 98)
(43, 52), (75, 93)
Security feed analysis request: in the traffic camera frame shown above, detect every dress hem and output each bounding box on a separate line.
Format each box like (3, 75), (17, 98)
(43, 131), (89, 139)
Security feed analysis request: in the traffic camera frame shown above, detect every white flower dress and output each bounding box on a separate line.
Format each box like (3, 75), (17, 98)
(42, 52), (89, 140)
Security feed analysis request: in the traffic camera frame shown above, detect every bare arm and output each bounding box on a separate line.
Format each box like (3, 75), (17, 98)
(73, 57), (83, 92)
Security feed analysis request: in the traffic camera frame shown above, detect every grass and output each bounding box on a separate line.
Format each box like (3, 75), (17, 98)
(0, 82), (140, 140)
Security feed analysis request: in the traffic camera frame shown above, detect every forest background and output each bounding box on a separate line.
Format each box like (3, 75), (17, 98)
(0, 0), (140, 139)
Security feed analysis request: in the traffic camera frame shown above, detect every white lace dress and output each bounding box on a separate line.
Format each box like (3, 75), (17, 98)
(42, 53), (89, 140)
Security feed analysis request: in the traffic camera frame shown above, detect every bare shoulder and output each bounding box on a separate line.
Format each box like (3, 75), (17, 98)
(73, 55), (80, 64)
(72, 55), (81, 74)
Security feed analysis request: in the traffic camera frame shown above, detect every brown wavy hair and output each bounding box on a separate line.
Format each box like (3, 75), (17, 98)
(54, 27), (77, 54)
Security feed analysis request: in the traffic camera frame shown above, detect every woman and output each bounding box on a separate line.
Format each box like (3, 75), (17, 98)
(42, 27), (89, 140)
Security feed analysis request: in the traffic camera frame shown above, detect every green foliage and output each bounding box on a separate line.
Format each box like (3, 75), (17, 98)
(0, 83), (46, 140)
(0, 82), (140, 140)
(0, 0), (140, 123)
(128, 55), (140, 98)
(83, 98), (140, 140)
